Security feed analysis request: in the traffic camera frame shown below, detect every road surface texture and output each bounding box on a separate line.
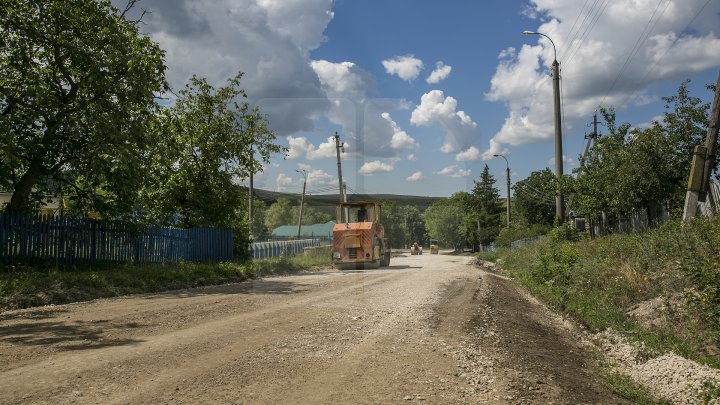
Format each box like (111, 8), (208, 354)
(1, 253), (623, 404)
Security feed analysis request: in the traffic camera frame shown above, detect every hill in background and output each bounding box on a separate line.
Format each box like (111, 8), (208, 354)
(249, 188), (443, 215)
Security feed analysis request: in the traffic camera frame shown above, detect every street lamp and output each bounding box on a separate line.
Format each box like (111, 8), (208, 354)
(493, 154), (511, 228)
(295, 169), (307, 239)
(523, 30), (565, 223)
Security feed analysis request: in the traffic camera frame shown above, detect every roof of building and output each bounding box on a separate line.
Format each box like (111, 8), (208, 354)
(271, 221), (335, 238)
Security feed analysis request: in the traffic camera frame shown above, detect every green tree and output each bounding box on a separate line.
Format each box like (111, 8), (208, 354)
(513, 168), (556, 226)
(380, 200), (406, 248)
(470, 165), (503, 245)
(264, 198), (294, 231)
(398, 205), (425, 247)
(290, 203), (332, 225)
(0, 0), (167, 214)
(423, 197), (466, 251)
(148, 73), (283, 228)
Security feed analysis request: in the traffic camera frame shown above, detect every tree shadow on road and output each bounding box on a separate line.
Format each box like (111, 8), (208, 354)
(0, 318), (145, 351)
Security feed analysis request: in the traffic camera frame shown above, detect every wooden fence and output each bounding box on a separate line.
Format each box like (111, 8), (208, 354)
(0, 212), (233, 265)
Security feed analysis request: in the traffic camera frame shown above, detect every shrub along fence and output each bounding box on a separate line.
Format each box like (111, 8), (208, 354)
(0, 212), (233, 265)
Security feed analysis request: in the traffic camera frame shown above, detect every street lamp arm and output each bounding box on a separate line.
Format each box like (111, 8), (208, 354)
(523, 30), (557, 62)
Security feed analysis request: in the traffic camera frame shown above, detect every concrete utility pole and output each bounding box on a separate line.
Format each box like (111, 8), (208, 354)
(248, 144), (254, 240)
(493, 154), (511, 228)
(333, 132), (345, 204)
(699, 70), (720, 206)
(296, 169), (307, 240)
(524, 30), (564, 223)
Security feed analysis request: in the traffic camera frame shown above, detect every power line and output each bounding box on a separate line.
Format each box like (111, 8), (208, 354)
(600, 0), (671, 107)
(561, 0), (601, 62)
(562, 0), (610, 67)
(616, 0), (713, 108)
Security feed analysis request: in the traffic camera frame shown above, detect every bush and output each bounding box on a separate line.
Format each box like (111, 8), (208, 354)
(494, 223), (550, 248)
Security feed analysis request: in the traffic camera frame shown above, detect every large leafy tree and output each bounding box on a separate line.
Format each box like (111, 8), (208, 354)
(423, 196), (467, 251)
(148, 73), (284, 228)
(290, 203), (332, 226)
(398, 205), (425, 247)
(512, 168), (556, 226)
(0, 0), (167, 214)
(264, 198), (294, 231)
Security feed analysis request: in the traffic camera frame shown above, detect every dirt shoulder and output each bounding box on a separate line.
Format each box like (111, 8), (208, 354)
(1, 254), (622, 404)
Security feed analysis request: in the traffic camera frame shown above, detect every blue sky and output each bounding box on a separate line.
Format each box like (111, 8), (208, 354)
(120, 0), (720, 198)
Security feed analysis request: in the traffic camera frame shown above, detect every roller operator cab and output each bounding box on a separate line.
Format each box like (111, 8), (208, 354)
(332, 201), (391, 269)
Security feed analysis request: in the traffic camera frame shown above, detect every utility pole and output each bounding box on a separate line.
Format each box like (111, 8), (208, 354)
(685, 70), (720, 221)
(493, 154), (511, 227)
(334, 132), (345, 204)
(699, 70), (720, 208)
(248, 144), (254, 240)
(296, 169), (307, 240)
(524, 30), (564, 223)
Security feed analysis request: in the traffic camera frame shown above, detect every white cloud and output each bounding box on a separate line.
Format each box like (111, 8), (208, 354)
(435, 165), (471, 178)
(406, 171), (425, 182)
(484, 0), (720, 154)
(426, 61), (452, 84)
(298, 163), (336, 187)
(382, 55), (424, 81)
(407, 153), (418, 161)
(548, 155), (576, 167)
(381, 112), (419, 150)
(411, 90), (480, 153)
(275, 173), (295, 191)
(358, 160), (394, 176)
(310, 60), (409, 158)
(115, 0), (335, 136)
(286, 136), (337, 160)
(455, 146), (481, 161)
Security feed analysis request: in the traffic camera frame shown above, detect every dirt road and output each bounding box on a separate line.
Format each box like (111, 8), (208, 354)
(1, 253), (623, 404)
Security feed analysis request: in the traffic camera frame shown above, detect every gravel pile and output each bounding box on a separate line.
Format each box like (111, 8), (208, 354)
(594, 330), (720, 403)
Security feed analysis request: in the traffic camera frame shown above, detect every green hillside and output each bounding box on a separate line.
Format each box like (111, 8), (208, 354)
(249, 187), (443, 214)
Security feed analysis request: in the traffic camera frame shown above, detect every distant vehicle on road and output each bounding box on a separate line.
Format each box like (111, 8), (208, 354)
(429, 239), (439, 254)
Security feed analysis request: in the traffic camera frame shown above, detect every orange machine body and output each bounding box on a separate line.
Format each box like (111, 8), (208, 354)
(331, 201), (390, 269)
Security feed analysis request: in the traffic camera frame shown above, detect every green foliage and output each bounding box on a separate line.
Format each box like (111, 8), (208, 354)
(547, 225), (581, 243)
(423, 196), (467, 250)
(146, 73), (283, 230)
(571, 82), (717, 223)
(264, 198), (294, 230)
(290, 203), (332, 226)
(494, 224), (550, 248)
(0, 252), (331, 310)
(469, 165), (503, 245)
(512, 168), (556, 226)
(0, 0), (167, 214)
(497, 215), (720, 367)
(398, 205), (426, 248)
(379, 200), (405, 248)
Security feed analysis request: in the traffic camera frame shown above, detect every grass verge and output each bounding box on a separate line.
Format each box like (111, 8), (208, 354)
(0, 249), (331, 311)
(479, 216), (720, 369)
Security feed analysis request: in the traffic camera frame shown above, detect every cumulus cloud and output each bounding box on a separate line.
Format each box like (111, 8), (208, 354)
(381, 113), (419, 149)
(455, 146), (481, 161)
(297, 163), (336, 187)
(382, 55), (424, 82)
(311, 60), (411, 158)
(426, 61), (452, 84)
(435, 165), (471, 178)
(548, 155), (576, 167)
(113, 0), (335, 136)
(407, 153), (418, 161)
(358, 160), (395, 176)
(286, 136), (337, 160)
(406, 171), (425, 182)
(411, 90), (480, 153)
(275, 173), (295, 191)
(484, 0), (720, 154)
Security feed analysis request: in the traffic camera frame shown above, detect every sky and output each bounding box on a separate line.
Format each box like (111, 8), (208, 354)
(117, 0), (720, 198)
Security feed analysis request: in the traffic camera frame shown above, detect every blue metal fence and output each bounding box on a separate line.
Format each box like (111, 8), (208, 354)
(249, 239), (321, 259)
(0, 212), (233, 264)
